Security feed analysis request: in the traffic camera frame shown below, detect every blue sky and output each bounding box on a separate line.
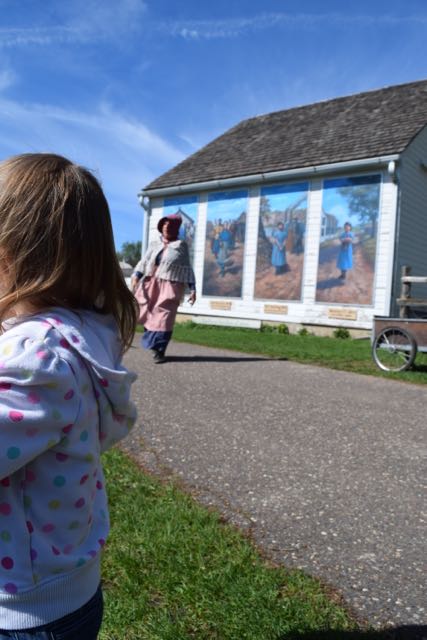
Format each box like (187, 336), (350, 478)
(207, 191), (248, 223)
(262, 183), (308, 217)
(1, 0), (426, 249)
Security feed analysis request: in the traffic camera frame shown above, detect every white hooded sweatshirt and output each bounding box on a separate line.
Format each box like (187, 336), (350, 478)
(0, 308), (137, 630)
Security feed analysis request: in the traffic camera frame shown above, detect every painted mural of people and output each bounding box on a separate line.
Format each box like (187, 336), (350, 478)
(216, 240), (228, 277)
(219, 224), (233, 252)
(292, 217), (305, 254)
(229, 222), (236, 249)
(337, 221), (353, 280)
(271, 221), (289, 275)
(211, 222), (221, 257)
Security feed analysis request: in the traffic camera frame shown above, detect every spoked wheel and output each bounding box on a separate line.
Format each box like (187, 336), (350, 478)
(372, 327), (417, 372)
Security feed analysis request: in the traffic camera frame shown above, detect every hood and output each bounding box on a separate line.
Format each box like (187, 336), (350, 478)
(40, 308), (137, 425)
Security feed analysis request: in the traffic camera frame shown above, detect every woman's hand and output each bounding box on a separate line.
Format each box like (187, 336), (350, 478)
(188, 291), (196, 306)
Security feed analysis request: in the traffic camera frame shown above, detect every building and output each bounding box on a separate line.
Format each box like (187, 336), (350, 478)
(139, 79), (427, 332)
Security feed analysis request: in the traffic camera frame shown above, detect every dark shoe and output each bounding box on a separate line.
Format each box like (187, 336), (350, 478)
(153, 350), (166, 363)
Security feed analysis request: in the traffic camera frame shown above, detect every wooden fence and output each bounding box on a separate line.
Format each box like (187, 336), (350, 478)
(397, 266), (427, 318)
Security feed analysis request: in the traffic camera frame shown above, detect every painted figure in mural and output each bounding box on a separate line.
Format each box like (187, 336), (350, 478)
(219, 224), (233, 252)
(229, 222), (237, 249)
(291, 216), (305, 254)
(211, 227), (221, 257)
(271, 221), (289, 275)
(131, 214), (196, 363)
(210, 219), (222, 257)
(216, 240), (228, 277)
(337, 221), (354, 280)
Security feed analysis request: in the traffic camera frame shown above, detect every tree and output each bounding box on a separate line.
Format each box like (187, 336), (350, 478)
(337, 184), (380, 237)
(117, 241), (142, 267)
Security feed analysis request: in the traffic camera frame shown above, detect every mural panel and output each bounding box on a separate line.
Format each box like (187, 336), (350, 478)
(254, 183), (308, 301)
(316, 175), (381, 305)
(163, 195), (198, 264)
(202, 190), (247, 297)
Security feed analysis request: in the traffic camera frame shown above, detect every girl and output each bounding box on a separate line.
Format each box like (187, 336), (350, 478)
(0, 153), (138, 639)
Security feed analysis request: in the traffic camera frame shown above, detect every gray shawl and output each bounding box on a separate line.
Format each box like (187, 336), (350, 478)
(134, 239), (195, 285)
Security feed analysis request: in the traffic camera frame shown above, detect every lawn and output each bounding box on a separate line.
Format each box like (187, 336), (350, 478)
(100, 449), (360, 640)
(170, 321), (427, 385)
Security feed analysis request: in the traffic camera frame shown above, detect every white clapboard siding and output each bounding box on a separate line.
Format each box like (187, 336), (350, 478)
(371, 174), (399, 317)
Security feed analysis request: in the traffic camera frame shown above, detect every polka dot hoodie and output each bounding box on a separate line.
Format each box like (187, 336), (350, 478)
(0, 308), (137, 630)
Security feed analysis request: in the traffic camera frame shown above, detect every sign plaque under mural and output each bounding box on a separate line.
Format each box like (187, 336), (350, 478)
(328, 308), (358, 321)
(210, 300), (232, 311)
(264, 304), (289, 315)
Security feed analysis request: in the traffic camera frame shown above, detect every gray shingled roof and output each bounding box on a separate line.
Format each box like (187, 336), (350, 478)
(144, 79), (427, 191)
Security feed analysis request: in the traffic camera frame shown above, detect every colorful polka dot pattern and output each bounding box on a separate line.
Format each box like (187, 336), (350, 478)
(0, 311), (137, 597)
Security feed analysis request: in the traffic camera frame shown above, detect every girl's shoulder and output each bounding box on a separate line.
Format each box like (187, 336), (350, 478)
(0, 315), (50, 349)
(0, 315), (75, 384)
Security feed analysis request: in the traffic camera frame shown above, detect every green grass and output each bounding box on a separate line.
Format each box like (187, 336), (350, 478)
(170, 322), (427, 385)
(100, 448), (356, 640)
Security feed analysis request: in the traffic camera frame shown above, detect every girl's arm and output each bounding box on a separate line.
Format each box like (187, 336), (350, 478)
(0, 335), (80, 479)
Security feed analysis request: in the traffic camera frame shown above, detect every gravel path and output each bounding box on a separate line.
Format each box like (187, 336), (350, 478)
(122, 340), (427, 633)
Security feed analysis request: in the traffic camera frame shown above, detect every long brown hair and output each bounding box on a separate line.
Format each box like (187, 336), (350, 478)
(0, 153), (137, 351)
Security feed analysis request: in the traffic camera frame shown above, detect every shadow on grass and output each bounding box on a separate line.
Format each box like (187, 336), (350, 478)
(163, 355), (288, 363)
(412, 363), (427, 373)
(277, 625), (427, 640)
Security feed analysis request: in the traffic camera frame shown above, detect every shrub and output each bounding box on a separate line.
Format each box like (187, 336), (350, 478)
(260, 324), (275, 333)
(333, 327), (351, 339)
(277, 323), (289, 335)
(298, 327), (310, 337)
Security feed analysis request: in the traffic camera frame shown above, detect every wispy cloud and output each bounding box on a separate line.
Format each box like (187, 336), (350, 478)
(0, 0), (147, 48)
(0, 67), (16, 90)
(0, 96), (184, 185)
(58, 0), (147, 40)
(0, 96), (183, 245)
(0, 26), (87, 48)
(159, 12), (427, 40)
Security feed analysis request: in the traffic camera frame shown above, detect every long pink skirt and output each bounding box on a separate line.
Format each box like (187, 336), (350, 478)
(139, 276), (184, 331)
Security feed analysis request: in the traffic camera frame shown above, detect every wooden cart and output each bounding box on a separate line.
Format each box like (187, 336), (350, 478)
(372, 267), (427, 372)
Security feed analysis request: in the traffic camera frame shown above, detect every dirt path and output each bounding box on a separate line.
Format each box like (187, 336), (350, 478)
(201, 237), (375, 305)
(254, 251), (304, 300)
(202, 242), (245, 297)
(316, 241), (375, 305)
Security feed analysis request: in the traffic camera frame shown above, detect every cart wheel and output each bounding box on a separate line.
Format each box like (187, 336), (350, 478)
(372, 327), (417, 372)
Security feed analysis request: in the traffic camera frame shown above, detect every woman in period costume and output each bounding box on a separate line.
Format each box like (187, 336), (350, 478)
(131, 214), (196, 363)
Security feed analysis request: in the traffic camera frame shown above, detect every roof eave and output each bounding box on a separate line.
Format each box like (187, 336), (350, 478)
(140, 154), (400, 199)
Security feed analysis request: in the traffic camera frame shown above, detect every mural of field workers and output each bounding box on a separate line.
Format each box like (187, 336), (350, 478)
(202, 190), (247, 297)
(163, 195), (198, 264)
(254, 182), (308, 301)
(316, 174), (381, 305)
